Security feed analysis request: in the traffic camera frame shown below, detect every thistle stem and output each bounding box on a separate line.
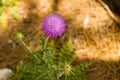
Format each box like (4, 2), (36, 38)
(21, 41), (32, 53)
(44, 36), (49, 48)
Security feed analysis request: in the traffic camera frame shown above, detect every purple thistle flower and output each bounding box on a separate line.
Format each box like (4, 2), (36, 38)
(42, 13), (66, 38)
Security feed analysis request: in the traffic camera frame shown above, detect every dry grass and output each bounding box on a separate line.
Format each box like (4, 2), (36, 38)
(0, 0), (120, 80)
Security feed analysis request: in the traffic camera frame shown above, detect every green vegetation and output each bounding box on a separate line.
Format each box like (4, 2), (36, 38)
(0, 0), (19, 28)
(13, 33), (92, 80)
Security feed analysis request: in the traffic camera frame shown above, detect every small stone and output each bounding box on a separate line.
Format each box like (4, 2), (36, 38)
(0, 68), (12, 80)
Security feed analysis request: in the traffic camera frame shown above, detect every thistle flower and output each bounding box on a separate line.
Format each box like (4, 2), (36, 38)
(15, 32), (24, 42)
(64, 64), (72, 76)
(42, 13), (66, 38)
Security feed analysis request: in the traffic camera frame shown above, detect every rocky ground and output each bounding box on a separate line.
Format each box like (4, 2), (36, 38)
(0, 0), (120, 80)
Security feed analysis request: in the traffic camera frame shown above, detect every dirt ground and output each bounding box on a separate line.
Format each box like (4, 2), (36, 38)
(0, 0), (120, 80)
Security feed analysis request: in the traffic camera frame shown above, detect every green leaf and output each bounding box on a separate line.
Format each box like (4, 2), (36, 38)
(79, 62), (92, 71)
(40, 38), (45, 50)
(59, 41), (70, 63)
(59, 40), (75, 64)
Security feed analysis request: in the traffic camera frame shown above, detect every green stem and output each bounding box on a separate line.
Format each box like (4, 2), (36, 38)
(44, 36), (49, 48)
(42, 36), (49, 62)
(21, 41), (32, 53)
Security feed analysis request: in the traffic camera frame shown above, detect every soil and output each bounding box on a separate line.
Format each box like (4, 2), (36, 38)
(0, 0), (120, 80)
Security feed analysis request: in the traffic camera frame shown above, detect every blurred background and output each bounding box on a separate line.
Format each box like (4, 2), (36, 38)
(0, 0), (120, 80)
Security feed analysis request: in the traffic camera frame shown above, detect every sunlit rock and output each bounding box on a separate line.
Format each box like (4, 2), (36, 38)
(0, 68), (12, 80)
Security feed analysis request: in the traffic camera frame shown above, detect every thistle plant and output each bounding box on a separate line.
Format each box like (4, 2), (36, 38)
(13, 14), (92, 80)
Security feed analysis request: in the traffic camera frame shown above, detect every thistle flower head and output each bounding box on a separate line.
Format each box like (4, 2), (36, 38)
(64, 64), (72, 76)
(65, 64), (71, 71)
(42, 13), (66, 38)
(15, 32), (24, 42)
